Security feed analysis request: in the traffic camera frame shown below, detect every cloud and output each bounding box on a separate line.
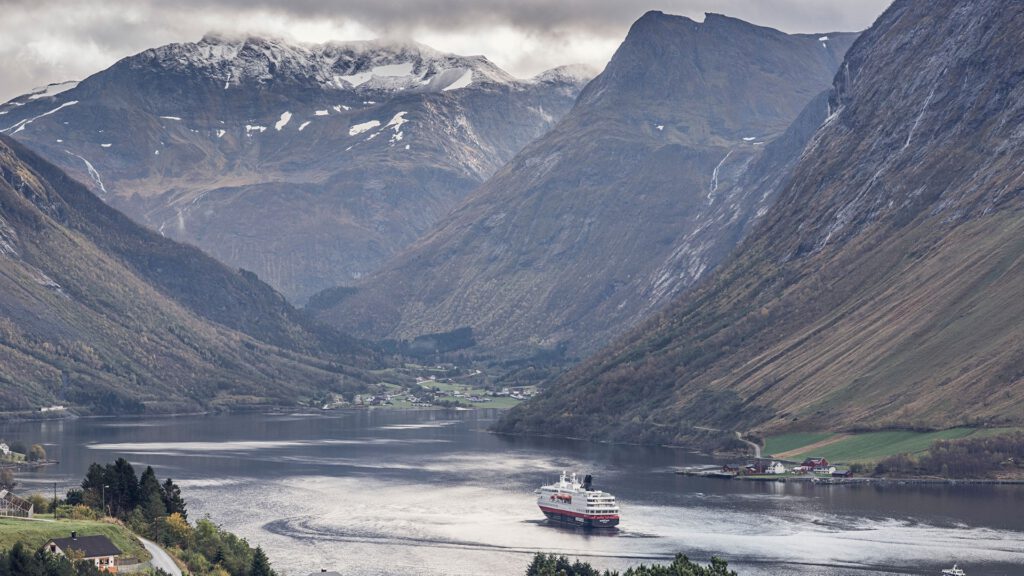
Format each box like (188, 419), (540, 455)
(0, 0), (891, 101)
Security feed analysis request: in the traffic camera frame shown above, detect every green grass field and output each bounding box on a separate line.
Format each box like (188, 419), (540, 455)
(767, 428), (1023, 463)
(420, 381), (470, 393)
(0, 517), (150, 561)
(467, 396), (521, 409)
(763, 432), (834, 456)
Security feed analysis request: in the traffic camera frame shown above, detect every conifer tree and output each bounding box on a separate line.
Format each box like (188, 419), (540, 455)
(250, 546), (274, 576)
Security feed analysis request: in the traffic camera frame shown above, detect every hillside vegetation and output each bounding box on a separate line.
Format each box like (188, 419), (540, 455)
(0, 135), (373, 416)
(496, 0), (1024, 445)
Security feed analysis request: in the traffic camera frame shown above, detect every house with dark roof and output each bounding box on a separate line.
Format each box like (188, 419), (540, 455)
(45, 532), (122, 572)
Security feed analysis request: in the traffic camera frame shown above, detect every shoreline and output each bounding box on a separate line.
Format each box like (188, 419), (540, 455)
(675, 468), (1024, 485)
(7, 409), (1020, 485)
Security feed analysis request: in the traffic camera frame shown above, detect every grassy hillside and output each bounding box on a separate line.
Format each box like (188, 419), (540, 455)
(762, 433), (833, 456)
(0, 517), (149, 561)
(768, 428), (1023, 463)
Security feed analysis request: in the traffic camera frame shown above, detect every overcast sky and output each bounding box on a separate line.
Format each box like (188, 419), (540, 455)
(0, 0), (891, 102)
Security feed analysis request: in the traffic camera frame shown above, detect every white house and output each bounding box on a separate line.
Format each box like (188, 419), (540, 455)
(765, 461), (787, 475)
(45, 533), (121, 572)
(0, 443), (9, 456)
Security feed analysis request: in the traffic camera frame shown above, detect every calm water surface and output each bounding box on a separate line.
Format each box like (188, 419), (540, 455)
(4, 410), (1022, 576)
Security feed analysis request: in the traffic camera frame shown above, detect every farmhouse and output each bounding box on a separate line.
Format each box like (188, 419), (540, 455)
(45, 533), (121, 572)
(801, 457), (829, 469)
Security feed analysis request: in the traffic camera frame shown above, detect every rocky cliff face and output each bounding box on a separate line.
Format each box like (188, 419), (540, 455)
(319, 12), (855, 355)
(0, 36), (590, 302)
(496, 0), (1024, 443)
(0, 135), (370, 416)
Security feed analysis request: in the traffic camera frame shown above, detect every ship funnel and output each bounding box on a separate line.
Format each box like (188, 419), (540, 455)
(583, 474), (593, 490)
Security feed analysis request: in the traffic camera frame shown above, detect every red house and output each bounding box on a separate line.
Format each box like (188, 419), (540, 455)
(801, 457), (829, 469)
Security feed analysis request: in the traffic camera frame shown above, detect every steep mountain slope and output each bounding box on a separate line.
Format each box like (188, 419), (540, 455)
(0, 135), (369, 417)
(496, 0), (1024, 444)
(319, 12), (856, 354)
(0, 37), (590, 302)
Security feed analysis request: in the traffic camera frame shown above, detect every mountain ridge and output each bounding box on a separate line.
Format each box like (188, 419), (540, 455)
(317, 11), (857, 355)
(0, 134), (371, 417)
(495, 0), (1024, 444)
(1, 35), (591, 302)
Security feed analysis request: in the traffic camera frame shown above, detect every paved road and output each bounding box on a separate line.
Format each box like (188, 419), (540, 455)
(138, 536), (182, 576)
(736, 431), (762, 458)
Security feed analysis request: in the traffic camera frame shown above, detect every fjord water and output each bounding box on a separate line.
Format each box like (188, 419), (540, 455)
(6, 410), (1022, 576)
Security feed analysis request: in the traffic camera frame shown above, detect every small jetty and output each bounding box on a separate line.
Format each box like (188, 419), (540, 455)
(0, 459), (59, 471)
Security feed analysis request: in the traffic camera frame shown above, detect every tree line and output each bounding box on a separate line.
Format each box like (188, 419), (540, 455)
(525, 553), (738, 576)
(874, 432), (1024, 478)
(45, 458), (274, 576)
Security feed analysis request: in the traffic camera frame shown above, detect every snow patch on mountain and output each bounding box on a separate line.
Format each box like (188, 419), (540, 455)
(443, 70), (473, 91)
(339, 62), (416, 87)
(349, 120), (380, 136)
(2, 101), (78, 134)
(386, 111), (408, 131)
(28, 81), (79, 100)
(275, 111), (292, 130)
(386, 112), (408, 144)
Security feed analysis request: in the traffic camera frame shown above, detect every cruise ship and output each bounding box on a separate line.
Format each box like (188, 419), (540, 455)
(536, 471), (620, 528)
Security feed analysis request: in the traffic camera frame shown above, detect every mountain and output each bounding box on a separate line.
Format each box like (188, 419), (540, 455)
(0, 36), (591, 302)
(316, 12), (856, 355)
(0, 134), (370, 417)
(495, 0), (1024, 444)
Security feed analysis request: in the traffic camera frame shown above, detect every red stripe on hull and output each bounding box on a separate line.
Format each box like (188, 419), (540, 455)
(538, 505), (620, 521)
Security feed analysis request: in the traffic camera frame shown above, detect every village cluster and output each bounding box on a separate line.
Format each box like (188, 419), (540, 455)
(344, 383), (538, 408)
(702, 457), (854, 480)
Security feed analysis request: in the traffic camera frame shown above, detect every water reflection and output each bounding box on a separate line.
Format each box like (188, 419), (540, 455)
(4, 410), (1022, 576)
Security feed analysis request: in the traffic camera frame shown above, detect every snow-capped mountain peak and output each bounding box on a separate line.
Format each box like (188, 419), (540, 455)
(134, 34), (517, 94)
(530, 63), (599, 86)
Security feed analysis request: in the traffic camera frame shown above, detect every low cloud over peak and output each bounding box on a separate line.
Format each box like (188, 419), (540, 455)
(0, 0), (890, 101)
